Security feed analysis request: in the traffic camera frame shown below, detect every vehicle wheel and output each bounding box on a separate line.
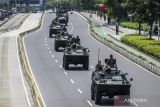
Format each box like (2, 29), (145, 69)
(49, 33), (52, 38)
(125, 89), (130, 101)
(83, 62), (89, 70)
(54, 42), (59, 51)
(91, 83), (95, 100)
(64, 62), (69, 70)
(95, 91), (101, 104)
(63, 56), (65, 68)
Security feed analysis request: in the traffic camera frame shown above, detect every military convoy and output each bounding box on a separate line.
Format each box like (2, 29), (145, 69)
(91, 57), (132, 105)
(49, 7), (132, 105)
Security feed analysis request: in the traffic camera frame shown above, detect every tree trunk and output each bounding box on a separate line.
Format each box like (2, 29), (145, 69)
(138, 21), (141, 35)
(149, 24), (153, 39)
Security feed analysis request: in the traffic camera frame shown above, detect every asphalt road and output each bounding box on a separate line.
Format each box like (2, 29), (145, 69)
(24, 13), (160, 107)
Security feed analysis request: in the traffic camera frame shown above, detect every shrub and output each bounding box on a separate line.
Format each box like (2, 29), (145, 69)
(121, 34), (160, 59)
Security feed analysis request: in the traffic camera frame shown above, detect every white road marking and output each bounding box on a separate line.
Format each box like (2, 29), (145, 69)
(90, 65), (94, 69)
(16, 40), (31, 107)
(70, 79), (75, 84)
(59, 65), (62, 68)
(49, 51), (52, 54)
(45, 43), (48, 47)
(69, 22), (74, 34)
(23, 18), (47, 107)
(55, 59), (58, 63)
(47, 47), (49, 50)
(64, 71), (68, 76)
(77, 88), (83, 94)
(52, 55), (55, 58)
(87, 100), (93, 107)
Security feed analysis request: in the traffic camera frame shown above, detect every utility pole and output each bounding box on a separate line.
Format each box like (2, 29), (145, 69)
(15, 0), (17, 8)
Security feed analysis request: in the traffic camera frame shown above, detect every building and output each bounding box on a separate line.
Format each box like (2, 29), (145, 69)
(9, 0), (45, 12)
(0, 0), (9, 3)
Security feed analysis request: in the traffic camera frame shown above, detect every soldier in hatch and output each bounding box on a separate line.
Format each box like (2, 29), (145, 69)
(95, 61), (103, 71)
(75, 36), (80, 44)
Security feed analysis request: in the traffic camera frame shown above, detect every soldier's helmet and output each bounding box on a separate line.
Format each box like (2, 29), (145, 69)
(110, 54), (113, 58)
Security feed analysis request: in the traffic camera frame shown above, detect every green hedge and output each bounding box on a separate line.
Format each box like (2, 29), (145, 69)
(121, 34), (160, 59)
(120, 22), (148, 31)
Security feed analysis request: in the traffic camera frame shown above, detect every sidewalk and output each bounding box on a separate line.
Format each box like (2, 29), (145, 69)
(80, 12), (160, 69)
(83, 12), (160, 41)
(0, 13), (42, 107)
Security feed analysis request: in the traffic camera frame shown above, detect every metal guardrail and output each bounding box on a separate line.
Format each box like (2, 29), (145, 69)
(17, 13), (45, 107)
(80, 12), (160, 77)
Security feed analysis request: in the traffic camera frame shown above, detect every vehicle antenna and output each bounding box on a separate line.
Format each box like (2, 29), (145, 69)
(98, 48), (100, 62)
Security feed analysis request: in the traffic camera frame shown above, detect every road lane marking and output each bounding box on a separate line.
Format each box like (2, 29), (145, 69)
(87, 100), (93, 107)
(55, 59), (58, 63)
(45, 43), (48, 47)
(69, 22), (74, 34)
(16, 40), (31, 107)
(90, 65), (94, 69)
(64, 71), (68, 76)
(47, 47), (49, 50)
(59, 65), (62, 68)
(52, 55), (55, 58)
(77, 88), (83, 94)
(49, 50), (51, 53)
(23, 34), (47, 107)
(70, 79), (75, 84)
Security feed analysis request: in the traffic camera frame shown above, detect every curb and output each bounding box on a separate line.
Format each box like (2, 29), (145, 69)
(79, 12), (160, 77)
(0, 14), (30, 33)
(17, 13), (45, 107)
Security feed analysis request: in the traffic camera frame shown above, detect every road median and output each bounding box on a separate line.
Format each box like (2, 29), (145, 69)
(0, 14), (30, 33)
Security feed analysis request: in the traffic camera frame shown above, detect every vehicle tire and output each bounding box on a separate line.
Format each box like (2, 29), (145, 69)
(54, 42), (59, 51)
(95, 91), (101, 104)
(63, 56), (65, 68)
(91, 83), (95, 100)
(83, 61), (89, 70)
(49, 30), (52, 38)
(64, 62), (69, 70)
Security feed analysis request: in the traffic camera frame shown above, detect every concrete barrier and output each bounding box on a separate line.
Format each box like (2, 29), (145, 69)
(0, 14), (30, 33)
(17, 13), (45, 107)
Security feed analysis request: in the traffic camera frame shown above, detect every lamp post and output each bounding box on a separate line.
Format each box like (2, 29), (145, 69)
(15, 0), (17, 8)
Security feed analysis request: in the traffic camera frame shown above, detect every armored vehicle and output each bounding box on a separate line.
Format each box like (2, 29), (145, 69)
(63, 44), (89, 70)
(57, 16), (68, 26)
(54, 32), (72, 51)
(91, 67), (132, 105)
(49, 25), (61, 38)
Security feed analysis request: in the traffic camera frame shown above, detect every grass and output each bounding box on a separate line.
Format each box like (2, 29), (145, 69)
(120, 21), (148, 31)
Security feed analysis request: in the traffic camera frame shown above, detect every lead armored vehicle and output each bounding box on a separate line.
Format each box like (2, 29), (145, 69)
(54, 32), (72, 51)
(91, 63), (132, 105)
(63, 44), (89, 70)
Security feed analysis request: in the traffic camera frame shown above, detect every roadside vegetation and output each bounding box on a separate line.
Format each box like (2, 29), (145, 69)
(121, 34), (160, 59)
(120, 22), (148, 31)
